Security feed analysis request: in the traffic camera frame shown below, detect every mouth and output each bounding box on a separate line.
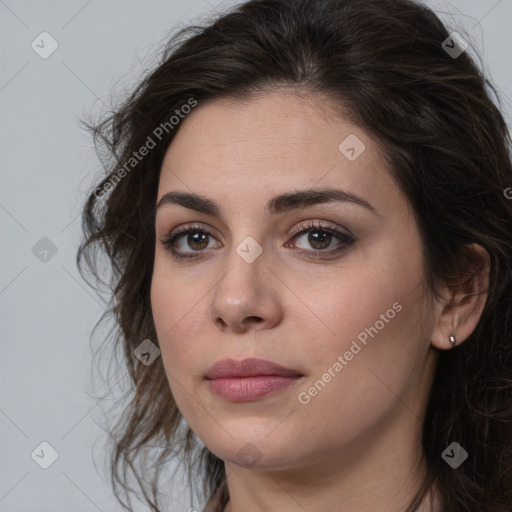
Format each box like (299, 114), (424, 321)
(205, 358), (305, 402)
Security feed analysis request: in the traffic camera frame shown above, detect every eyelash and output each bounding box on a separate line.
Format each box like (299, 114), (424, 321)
(159, 220), (355, 261)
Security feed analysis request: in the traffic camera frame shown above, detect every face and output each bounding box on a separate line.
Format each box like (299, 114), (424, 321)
(151, 91), (439, 472)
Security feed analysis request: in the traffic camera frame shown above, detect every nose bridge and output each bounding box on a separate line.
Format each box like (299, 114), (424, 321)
(222, 208), (269, 269)
(209, 231), (281, 331)
(219, 232), (267, 299)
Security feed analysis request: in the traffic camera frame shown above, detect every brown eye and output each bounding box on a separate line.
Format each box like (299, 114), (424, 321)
(184, 231), (209, 250)
(299, 230), (334, 250)
(288, 220), (355, 259)
(160, 224), (220, 260)
(160, 221), (355, 261)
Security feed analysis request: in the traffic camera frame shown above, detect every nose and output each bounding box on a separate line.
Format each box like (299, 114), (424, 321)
(209, 250), (283, 334)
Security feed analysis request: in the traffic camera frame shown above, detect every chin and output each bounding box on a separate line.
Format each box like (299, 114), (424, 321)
(204, 432), (308, 471)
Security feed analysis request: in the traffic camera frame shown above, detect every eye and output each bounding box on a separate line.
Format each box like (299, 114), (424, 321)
(159, 224), (220, 260)
(286, 220), (355, 259)
(159, 220), (355, 261)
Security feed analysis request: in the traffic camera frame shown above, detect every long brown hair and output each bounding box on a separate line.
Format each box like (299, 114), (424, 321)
(77, 0), (512, 510)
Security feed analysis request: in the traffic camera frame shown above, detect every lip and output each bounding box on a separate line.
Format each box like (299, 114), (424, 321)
(205, 358), (304, 402)
(205, 358), (303, 379)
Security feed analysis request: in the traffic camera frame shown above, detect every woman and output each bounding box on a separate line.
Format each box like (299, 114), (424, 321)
(78, 0), (512, 510)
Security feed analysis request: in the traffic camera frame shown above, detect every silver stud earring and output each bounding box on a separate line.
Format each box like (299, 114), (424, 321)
(449, 335), (456, 347)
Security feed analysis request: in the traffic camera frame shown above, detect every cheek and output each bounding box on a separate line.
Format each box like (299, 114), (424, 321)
(150, 273), (202, 420)
(289, 303), (427, 456)
(150, 262), (212, 386)
(150, 265), (191, 365)
(150, 265), (173, 345)
(293, 248), (428, 423)
(298, 245), (423, 368)
(150, 252), (196, 336)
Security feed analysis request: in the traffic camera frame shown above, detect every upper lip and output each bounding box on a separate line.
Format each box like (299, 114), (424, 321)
(205, 358), (303, 379)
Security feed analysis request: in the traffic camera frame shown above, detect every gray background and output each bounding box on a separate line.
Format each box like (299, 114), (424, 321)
(1, 1), (511, 511)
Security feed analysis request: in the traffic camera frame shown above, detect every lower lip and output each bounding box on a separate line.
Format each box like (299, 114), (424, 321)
(207, 375), (303, 402)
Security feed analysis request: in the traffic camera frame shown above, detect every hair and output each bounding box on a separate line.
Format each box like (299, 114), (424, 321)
(77, 0), (512, 511)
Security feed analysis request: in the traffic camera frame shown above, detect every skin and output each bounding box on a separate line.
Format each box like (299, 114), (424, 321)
(150, 90), (489, 512)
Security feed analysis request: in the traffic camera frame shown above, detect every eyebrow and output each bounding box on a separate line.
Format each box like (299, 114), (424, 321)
(155, 187), (380, 217)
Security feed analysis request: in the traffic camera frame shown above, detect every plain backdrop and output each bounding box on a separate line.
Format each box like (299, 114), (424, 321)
(1, 1), (511, 511)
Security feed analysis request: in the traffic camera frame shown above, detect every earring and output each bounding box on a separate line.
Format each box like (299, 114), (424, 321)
(449, 335), (456, 347)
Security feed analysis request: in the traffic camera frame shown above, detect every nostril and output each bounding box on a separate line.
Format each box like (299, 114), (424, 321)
(246, 316), (263, 323)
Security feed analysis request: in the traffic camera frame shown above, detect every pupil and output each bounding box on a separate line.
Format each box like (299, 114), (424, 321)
(310, 231), (331, 249)
(189, 232), (207, 249)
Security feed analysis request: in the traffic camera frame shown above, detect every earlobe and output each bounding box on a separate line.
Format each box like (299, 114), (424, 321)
(430, 243), (490, 351)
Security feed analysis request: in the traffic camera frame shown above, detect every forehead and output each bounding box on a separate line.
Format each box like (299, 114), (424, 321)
(156, 91), (402, 219)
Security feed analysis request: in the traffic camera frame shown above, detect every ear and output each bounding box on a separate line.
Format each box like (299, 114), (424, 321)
(431, 243), (490, 350)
